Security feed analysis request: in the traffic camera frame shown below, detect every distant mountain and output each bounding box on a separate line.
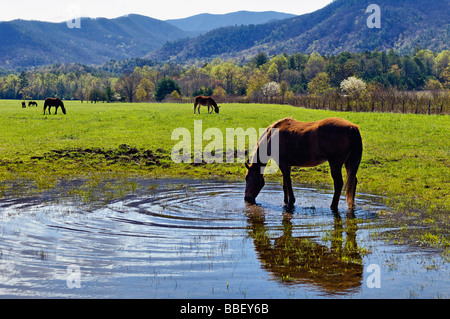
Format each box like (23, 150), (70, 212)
(2, 2), (448, 69)
(150, 0), (449, 63)
(166, 11), (296, 34)
(0, 14), (188, 68)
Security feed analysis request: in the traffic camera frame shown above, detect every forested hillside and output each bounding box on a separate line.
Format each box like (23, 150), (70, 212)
(151, 0), (449, 63)
(0, 14), (188, 68)
(1, 1), (448, 69)
(0, 11), (295, 69)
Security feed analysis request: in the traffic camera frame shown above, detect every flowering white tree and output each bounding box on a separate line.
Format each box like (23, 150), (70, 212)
(261, 82), (281, 99)
(340, 77), (367, 100)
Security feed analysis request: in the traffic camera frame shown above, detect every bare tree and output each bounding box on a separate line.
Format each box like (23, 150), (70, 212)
(117, 72), (141, 102)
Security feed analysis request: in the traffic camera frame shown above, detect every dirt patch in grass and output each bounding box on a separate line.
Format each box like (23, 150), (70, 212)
(31, 144), (171, 167)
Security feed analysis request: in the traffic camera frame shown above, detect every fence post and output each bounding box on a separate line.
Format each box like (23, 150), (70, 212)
(428, 100), (431, 115)
(402, 100), (405, 113)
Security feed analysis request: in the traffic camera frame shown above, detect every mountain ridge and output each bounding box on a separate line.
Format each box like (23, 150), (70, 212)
(150, 0), (449, 63)
(165, 10), (296, 34)
(0, 2), (448, 69)
(0, 11), (297, 69)
(0, 14), (189, 68)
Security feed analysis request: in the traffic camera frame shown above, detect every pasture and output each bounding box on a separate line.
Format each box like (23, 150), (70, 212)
(0, 99), (449, 298)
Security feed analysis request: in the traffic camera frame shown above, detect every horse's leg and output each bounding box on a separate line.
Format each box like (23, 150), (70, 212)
(281, 165), (295, 207)
(282, 182), (288, 205)
(194, 103), (198, 114)
(345, 162), (359, 211)
(329, 161), (344, 211)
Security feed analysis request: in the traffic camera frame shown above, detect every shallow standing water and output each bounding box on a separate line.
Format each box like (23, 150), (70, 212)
(0, 179), (448, 299)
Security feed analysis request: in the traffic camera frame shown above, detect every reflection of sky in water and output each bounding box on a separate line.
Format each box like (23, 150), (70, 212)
(0, 179), (448, 298)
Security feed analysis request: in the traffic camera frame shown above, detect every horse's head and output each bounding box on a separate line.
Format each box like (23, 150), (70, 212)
(244, 162), (264, 205)
(60, 100), (67, 114)
(214, 105), (220, 114)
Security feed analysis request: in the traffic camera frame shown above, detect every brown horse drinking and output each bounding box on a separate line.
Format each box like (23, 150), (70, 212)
(43, 98), (66, 115)
(194, 96), (220, 114)
(244, 117), (363, 211)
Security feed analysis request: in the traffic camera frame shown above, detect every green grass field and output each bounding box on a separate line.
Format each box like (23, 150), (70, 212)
(1, 100), (449, 235)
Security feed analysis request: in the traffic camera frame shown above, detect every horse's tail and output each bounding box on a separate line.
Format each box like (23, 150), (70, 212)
(345, 126), (363, 210)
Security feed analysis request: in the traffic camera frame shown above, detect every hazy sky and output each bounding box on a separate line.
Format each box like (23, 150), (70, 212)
(0, 0), (333, 22)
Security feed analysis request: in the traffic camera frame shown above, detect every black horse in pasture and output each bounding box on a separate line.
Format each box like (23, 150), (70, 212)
(29, 101), (38, 107)
(43, 98), (66, 115)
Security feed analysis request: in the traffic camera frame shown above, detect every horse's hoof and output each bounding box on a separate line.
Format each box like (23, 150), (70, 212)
(244, 196), (256, 205)
(283, 203), (295, 213)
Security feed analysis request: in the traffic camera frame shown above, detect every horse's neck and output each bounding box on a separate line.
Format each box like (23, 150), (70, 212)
(250, 126), (274, 170)
(250, 144), (269, 175)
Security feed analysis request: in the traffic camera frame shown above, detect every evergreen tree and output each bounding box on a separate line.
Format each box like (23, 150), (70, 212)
(155, 78), (181, 102)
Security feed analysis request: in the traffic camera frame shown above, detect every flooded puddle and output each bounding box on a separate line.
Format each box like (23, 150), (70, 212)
(0, 179), (448, 298)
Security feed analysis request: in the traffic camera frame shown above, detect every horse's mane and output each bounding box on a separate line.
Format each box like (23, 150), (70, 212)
(249, 118), (291, 167)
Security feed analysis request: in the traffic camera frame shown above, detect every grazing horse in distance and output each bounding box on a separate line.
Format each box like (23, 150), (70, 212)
(194, 96), (220, 114)
(43, 98), (66, 115)
(244, 117), (363, 212)
(29, 101), (38, 107)
(21, 101), (26, 108)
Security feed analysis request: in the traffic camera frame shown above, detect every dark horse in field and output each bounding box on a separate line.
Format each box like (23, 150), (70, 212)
(43, 98), (66, 115)
(29, 101), (38, 107)
(194, 96), (220, 114)
(244, 117), (363, 211)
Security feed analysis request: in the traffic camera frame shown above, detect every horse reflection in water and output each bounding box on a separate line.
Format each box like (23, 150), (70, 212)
(246, 206), (363, 294)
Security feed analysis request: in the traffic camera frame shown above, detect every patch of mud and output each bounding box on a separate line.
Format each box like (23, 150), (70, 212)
(31, 144), (170, 167)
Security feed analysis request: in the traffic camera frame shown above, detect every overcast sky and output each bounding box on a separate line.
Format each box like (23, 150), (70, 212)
(0, 0), (333, 22)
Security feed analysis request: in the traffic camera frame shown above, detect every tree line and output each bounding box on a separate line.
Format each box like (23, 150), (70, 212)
(0, 49), (449, 107)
